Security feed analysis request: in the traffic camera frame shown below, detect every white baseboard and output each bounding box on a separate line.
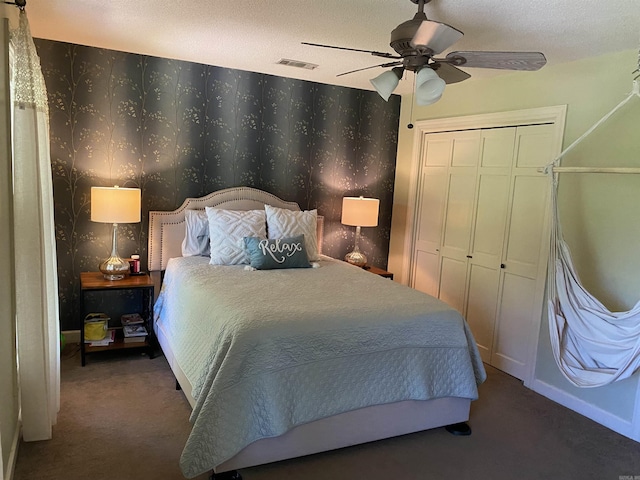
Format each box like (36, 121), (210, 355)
(531, 378), (638, 442)
(4, 420), (21, 480)
(62, 329), (81, 345)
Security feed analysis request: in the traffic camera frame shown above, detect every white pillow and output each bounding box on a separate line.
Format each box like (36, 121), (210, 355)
(181, 210), (210, 257)
(206, 208), (266, 265)
(265, 205), (319, 261)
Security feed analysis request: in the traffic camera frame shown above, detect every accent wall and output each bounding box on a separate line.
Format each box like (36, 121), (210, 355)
(34, 39), (401, 331)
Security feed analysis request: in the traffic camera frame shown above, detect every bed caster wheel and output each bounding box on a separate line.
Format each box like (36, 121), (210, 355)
(445, 422), (472, 436)
(210, 470), (242, 480)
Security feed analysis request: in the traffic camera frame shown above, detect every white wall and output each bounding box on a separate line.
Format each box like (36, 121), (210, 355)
(389, 49), (640, 439)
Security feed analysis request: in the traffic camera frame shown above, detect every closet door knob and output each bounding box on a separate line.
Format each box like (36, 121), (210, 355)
(466, 255), (473, 259)
(501, 263), (506, 269)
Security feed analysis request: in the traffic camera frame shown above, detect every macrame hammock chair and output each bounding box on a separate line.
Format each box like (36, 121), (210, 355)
(546, 61), (640, 388)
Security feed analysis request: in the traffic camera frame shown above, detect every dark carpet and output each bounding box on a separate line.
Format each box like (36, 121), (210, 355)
(13, 344), (640, 480)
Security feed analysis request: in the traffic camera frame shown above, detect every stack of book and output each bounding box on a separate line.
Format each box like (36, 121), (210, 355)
(121, 313), (148, 343)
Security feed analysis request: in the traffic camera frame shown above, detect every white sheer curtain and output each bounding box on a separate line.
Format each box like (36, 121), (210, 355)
(10, 9), (60, 440)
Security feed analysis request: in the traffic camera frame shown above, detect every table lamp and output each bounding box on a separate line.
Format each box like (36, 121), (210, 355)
(341, 196), (379, 267)
(91, 186), (141, 280)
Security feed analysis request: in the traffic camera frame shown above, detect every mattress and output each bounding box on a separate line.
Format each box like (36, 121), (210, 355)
(153, 255), (486, 478)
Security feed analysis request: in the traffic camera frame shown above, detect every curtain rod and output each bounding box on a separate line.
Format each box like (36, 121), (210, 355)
(538, 167), (640, 174)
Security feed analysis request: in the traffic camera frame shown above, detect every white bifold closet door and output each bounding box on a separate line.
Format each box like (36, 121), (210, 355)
(411, 124), (555, 380)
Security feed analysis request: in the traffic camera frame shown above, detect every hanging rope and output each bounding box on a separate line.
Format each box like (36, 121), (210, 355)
(543, 80), (640, 175)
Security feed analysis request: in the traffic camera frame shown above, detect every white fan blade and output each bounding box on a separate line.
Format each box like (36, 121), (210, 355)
(411, 20), (463, 55)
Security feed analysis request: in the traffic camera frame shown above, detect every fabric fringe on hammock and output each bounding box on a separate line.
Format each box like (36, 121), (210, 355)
(545, 76), (640, 388)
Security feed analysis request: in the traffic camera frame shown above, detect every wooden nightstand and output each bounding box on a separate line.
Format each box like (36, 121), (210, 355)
(80, 272), (155, 366)
(363, 265), (394, 280)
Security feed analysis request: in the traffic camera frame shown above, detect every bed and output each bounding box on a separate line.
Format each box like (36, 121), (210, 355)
(148, 186), (486, 479)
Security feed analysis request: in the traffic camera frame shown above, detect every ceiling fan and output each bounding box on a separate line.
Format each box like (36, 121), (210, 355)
(302, 0), (546, 106)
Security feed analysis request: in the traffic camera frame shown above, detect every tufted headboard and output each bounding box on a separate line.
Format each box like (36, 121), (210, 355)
(147, 186), (324, 273)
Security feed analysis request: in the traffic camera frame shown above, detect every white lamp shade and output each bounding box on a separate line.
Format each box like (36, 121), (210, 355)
(415, 67), (446, 106)
(370, 70), (401, 102)
(341, 197), (379, 227)
(91, 186), (141, 224)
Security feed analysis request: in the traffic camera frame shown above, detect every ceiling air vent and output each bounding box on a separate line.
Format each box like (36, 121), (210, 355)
(277, 59), (318, 70)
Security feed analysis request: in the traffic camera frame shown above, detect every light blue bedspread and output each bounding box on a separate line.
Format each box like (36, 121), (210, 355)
(154, 256), (486, 478)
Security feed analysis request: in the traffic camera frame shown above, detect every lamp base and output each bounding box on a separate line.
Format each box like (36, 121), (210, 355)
(345, 250), (367, 268)
(99, 255), (130, 281)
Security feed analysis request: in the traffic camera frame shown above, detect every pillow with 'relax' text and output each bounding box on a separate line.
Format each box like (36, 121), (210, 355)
(243, 234), (311, 270)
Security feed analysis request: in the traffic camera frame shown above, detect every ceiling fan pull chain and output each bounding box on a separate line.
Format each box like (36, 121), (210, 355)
(407, 73), (416, 129)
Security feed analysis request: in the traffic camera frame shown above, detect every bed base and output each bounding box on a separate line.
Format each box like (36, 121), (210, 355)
(217, 397), (471, 473)
(155, 320), (472, 476)
(149, 187), (474, 477)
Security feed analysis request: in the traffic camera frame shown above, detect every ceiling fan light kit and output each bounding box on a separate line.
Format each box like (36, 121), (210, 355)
(303, 0), (546, 105)
(415, 67), (446, 105)
(370, 67), (405, 101)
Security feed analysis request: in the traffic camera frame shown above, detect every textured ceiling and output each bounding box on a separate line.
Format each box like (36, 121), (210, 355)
(13, 0), (640, 94)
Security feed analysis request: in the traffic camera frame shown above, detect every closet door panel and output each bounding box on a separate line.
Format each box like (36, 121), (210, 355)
(424, 136), (453, 167)
(439, 256), (467, 314)
(514, 125), (556, 168)
(413, 250), (440, 297)
(503, 175), (548, 278)
(414, 131), (480, 311)
(495, 123), (553, 380)
(470, 174), (510, 265)
(439, 173), (475, 313)
(497, 178), (544, 380)
(441, 174), (477, 256)
(492, 274), (537, 379)
(440, 130), (481, 261)
(480, 129), (515, 168)
(451, 135), (481, 167)
(466, 264), (500, 362)
(470, 127), (513, 267)
(464, 128), (513, 356)
(414, 169), (447, 255)
(410, 131), (452, 293)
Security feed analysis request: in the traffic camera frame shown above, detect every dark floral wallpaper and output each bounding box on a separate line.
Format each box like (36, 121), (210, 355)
(34, 39), (401, 330)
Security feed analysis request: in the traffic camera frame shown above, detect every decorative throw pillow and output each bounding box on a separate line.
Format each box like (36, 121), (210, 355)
(206, 208), (266, 265)
(244, 235), (311, 270)
(264, 205), (319, 261)
(181, 209), (210, 257)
